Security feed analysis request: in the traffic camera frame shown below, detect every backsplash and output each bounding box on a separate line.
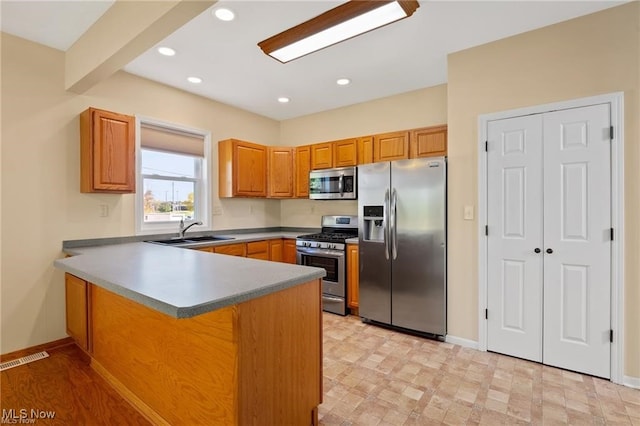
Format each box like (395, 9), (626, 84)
(279, 199), (357, 227)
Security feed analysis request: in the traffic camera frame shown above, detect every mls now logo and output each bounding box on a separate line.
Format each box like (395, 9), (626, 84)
(1, 409), (55, 424)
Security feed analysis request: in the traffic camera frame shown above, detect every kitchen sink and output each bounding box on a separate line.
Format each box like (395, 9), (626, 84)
(146, 236), (235, 245)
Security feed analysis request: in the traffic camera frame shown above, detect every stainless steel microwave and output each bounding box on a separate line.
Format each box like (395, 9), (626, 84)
(309, 167), (357, 200)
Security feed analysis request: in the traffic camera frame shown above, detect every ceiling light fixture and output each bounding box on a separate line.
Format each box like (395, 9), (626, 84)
(187, 76), (203, 84)
(258, 0), (419, 64)
(157, 46), (176, 56)
(278, 97), (290, 103)
(336, 78), (351, 86)
(214, 8), (235, 22)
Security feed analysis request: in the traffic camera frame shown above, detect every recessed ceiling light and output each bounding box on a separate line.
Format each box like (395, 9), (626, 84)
(214, 8), (235, 21)
(187, 76), (203, 84)
(157, 46), (176, 56)
(278, 97), (290, 103)
(337, 78), (351, 86)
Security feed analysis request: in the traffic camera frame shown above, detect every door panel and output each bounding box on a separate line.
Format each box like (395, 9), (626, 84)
(542, 104), (611, 378)
(487, 114), (543, 362)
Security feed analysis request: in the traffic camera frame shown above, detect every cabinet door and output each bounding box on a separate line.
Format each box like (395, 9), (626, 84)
(268, 147), (294, 198)
(65, 273), (89, 351)
(214, 243), (247, 257)
(283, 239), (298, 264)
(80, 108), (135, 193)
(269, 239), (284, 262)
(247, 240), (269, 260)
(373, 131), (409, 162)
(311, 142), (333, 170)
(409, 125), (447, 158)
(347, 244), (359, 312)
(295, 146), (311, 198)
(358, 136), (374, 165)
(334, 139), (358, 167)
(235, 141), (267, 197)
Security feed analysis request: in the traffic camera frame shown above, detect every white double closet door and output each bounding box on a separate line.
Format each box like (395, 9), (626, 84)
(487, 104), (611, 378)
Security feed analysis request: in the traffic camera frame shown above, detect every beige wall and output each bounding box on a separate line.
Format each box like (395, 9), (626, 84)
(279, 84), (448, 227)
(0, 34), (281, 353)
(447, 2), (639, 377)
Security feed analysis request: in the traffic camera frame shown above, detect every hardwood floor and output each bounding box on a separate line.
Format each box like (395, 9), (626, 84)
(2, 314), (639, 425)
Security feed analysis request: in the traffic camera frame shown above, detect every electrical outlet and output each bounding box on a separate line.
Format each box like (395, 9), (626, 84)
(463, 205), (474, 220)
(100, 204), (109, 217)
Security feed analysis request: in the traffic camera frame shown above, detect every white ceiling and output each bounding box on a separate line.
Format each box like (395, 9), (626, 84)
(1, 0), (627, 120)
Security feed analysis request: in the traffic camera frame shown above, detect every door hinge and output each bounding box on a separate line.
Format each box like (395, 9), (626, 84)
(610, 329), (614, 343)
(611, 228), (614, 241)
(485, 141), (488, 152)
(485, 309), (488, 320)
(610, 126), (614, 140)
(485, 225), (488, 236)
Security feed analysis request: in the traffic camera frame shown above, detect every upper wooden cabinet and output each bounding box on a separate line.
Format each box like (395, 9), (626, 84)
(310, 142), (333, 170)
(295, 146), (311, 198)
(333, 138), (358, 167)
(409, 125), (448, 158)
(80, 107), (135, 193)
(219, 139), (267, 197)
(358, 136), (374, 165)
(373, 131), (410, 162)
(267, 147), (294, 198)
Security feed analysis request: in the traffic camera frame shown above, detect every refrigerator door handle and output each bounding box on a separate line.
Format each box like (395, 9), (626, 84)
(391, 188), (398, 260)
(384, 188), (390, 260)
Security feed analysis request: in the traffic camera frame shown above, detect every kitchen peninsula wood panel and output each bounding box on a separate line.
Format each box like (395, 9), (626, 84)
(267, 147), (294, 198)
(88, 279), (322, 425)
(80, 107), (135, 193)
(373, 131), (410, 162)
(218, 139), (267, 197)
(410, 125), (448, 158)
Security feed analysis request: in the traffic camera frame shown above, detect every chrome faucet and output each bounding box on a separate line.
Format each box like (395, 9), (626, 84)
(178, 218), (203, 238)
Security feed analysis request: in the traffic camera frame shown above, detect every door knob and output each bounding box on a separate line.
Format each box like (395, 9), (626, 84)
(534, 248), (541, 253)
(546, 248), (553, 254)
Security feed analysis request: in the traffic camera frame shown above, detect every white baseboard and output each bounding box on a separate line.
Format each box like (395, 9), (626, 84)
(445, 334), (479, 350)
(623, 375), (640, 389)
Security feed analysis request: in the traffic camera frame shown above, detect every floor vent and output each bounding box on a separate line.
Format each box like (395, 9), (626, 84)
(0, 351), (49, 372)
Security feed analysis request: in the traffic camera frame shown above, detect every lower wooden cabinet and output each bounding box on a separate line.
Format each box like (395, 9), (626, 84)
(283, 239), (297, 264)
(65, 273), (90, 351)
(214, 243), (246, 257)
(269, 239), (283, 262)
(347, 244), (359, 314)
(247, 240), (269, 260)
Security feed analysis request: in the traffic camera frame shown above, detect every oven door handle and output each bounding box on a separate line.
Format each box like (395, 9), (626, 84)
(297, 248), (345, 259)
(322, 295), (344, 303)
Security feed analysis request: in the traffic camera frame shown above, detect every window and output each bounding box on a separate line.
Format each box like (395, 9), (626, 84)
(135, 118), (211, 234)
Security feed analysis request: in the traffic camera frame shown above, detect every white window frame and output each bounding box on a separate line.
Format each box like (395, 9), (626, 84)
(135, 116), (211, 235)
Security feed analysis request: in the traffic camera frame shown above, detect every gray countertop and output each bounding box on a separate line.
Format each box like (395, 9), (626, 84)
(55, 237), (325, 319)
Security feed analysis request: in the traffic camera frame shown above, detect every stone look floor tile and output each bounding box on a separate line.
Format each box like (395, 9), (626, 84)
(318, 313), (639, 425)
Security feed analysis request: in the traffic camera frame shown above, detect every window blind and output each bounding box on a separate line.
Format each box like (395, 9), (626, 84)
(141, 124), (204, 157)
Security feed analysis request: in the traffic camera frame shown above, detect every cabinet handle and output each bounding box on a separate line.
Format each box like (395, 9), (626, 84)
(546, 248), (553, 254)
(534, 248), (541, 253)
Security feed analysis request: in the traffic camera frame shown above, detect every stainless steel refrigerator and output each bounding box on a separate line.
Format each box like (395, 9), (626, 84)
(358, 157), (446, 336)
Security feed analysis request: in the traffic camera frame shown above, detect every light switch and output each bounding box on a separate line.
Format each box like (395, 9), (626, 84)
(463, 205), (474, 220)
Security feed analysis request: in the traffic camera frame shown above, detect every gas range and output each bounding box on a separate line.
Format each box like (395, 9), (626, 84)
(296, 215), (358, 316)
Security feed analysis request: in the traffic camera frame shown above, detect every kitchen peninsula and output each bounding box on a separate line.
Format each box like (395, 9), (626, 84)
(54, 242), (325, 425)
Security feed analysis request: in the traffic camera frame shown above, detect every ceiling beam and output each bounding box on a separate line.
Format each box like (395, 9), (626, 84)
(65, 0), (215, 94)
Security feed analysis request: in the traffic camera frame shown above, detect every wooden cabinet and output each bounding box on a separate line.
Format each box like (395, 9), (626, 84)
(373, 131), (410, 162)
(283, 239), (297, 264)
(295, 146), (311, 198)
(214, 243), (246, 257)
(358, 136), (374, 165)
(347, 244), (359, 314)
(193, 246), (213, 253)
(310, 142), (333, 170)
(247, 240), (269, 260)
(410, 125), (447, 158)
(267, 147), (294, 198)
(65, 273), (90, 351)
(333, 138), (358, 167)
(269, 239), (283, 262)
(80, 107), (135, 193)
(219, 139), (267, 197)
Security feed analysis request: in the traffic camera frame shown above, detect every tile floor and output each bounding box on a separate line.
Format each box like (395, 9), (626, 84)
(319, 313), (640, 425)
